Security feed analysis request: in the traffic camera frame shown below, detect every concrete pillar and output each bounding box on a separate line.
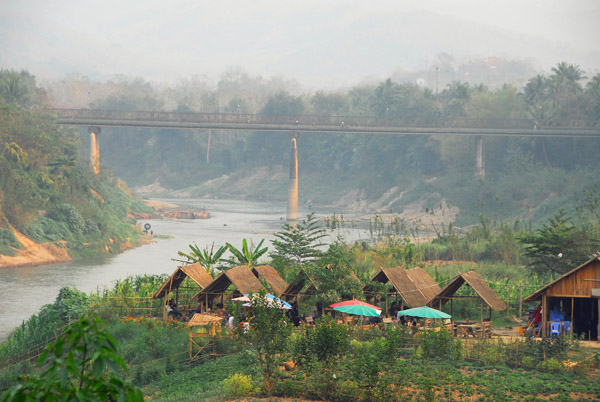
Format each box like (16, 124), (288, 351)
(475, 136), (485, 180)
(287, 133), (299, 225)
(89, 126), (101, 175)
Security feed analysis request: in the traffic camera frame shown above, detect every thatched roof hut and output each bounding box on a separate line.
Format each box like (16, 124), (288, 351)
(252, 265), (288, 297)
(428, 271), (506, 312)
(188, 313), (223, 328)
(522, 255), (600, 339)
(427, 271), (506, 325)
(281, 270), (311, 302)
(153, 262), (213, 299)
(192, 265), (264, 305)
(363, 267), (440, 308)
(281, 267), (361, 303)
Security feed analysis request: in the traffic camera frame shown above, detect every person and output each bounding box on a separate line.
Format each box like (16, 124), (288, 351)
(167, 298), (182, 319)
(389, 301), (398, 319)
(227, 313), (235, 330)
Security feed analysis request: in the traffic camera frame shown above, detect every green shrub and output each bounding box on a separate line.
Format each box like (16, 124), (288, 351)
(222, 373), (254, 398)
(417, 328), (462, 361)
(46, 203), (86, 235)
(538, 357), (563, 373)
(0, 228), (21, 248)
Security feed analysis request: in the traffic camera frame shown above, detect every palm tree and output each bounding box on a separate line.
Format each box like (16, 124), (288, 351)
(223, 238), (268, 268)
(523, 75), (548, 106)
(443, 81), (470, 117)
(173, 242), (227, 278)
(548, 62), (586, 108)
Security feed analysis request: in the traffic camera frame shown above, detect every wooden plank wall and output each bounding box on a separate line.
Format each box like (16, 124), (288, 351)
(547, 260), (600, 297)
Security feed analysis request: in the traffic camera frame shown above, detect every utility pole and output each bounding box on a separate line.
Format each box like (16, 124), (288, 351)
(435, 65), (439, 96)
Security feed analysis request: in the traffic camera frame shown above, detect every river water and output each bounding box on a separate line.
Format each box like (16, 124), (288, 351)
(0, 198), (370, 340)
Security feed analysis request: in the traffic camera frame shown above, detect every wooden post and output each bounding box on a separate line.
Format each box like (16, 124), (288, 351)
(480, 300), (484, 328)
(518, 283), (523, 320)
(571, 297), (574, 336)
(542, 294), (548, 337)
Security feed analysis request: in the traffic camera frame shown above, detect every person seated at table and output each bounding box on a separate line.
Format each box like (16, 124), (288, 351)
(166, 299), (182, 319)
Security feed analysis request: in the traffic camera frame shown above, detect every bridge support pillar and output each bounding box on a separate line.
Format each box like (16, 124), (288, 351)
(89, 126), (101, 175)
(475, 136), (485, 180)
(287, 133), (299, 226)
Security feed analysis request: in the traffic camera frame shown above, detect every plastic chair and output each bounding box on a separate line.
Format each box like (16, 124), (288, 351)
(550, 322), (561, 337)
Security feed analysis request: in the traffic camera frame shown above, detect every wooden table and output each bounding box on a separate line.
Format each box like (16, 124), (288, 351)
(457, 324), (478, 338)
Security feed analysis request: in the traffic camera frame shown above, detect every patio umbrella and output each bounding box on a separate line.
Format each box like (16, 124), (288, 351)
(233, 293), (292, 309)
(330, 300), (381, 317)
(396, 306), (451, 319)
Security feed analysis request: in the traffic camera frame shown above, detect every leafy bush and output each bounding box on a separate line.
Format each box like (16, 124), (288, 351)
(537, 357), (564, 373)
(0, 228), (21, 248)
(46, 203), (86, 236)
(1, 316), (143, 402)
(293, 315), (349, 366)
(416, 328), (462, 361)
(222, 373), (254, 398)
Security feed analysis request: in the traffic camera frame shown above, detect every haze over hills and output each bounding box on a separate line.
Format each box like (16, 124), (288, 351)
(1, 1), (598, 90)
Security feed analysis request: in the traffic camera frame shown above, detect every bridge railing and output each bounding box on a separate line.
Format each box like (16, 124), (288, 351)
(46, 108), (597, 130)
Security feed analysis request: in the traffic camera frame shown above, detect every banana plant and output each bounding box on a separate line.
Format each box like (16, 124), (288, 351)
(173, 242), (227, 278)
(223, 238), (268, 268)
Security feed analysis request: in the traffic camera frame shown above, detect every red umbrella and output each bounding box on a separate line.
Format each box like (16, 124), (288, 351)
(329, 300), (381, 313)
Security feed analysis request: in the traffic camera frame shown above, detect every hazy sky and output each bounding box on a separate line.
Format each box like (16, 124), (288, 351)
(1, 0), (599, 88)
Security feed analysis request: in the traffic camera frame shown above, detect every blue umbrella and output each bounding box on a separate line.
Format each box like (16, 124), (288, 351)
(233, 293), (292, 309)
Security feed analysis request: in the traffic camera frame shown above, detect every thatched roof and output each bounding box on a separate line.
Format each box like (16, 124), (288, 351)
(188, 313), (223, 327)
(193, 265), (263, 302)
(523, 255), (600, 303)
(364, 267), (440, 307)
(281, 267), (361, 302)
(407, 267), (441, 303)
(153, 262), (213, 299)
(281, 271), (310, 301)
(252, 265), (288, 297)
(427, 271), (507, 311)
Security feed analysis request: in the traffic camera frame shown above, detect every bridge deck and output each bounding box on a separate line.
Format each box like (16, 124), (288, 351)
(46, 108), (600, 138)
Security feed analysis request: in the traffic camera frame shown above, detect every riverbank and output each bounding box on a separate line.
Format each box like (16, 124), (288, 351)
(0, 228), (71, 269)
(0, 227), (155, 269)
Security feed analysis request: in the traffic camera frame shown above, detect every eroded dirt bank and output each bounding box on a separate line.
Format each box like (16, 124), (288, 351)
(0, 229), (71, 269)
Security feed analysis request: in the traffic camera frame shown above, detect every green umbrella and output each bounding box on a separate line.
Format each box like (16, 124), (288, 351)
(332, 304), (381, 317)
(396, 306), (451, 319)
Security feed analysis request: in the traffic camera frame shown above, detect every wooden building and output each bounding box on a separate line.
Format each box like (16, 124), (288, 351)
(522, 255), (600, 340)
(363, 267), (441, 311)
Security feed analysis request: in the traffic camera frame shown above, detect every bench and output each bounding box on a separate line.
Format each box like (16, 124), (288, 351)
(476, 321), (492, 338)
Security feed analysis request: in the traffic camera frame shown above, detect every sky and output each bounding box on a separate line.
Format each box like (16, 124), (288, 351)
(1, 0), (599, 89)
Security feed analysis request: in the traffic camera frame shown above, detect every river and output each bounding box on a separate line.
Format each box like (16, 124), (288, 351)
(0, 198), (370, 341)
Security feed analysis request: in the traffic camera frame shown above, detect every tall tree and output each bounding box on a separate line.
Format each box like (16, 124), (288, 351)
(270, 213), (328, 273)
(519, 210), (598, 277)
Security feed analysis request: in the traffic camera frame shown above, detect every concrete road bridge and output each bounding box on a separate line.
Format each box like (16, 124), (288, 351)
(46, 108), (600, 223)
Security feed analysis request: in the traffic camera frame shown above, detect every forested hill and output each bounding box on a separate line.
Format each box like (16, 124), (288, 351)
(0, 70), (154, 263)
(57, 61), (600, 226)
